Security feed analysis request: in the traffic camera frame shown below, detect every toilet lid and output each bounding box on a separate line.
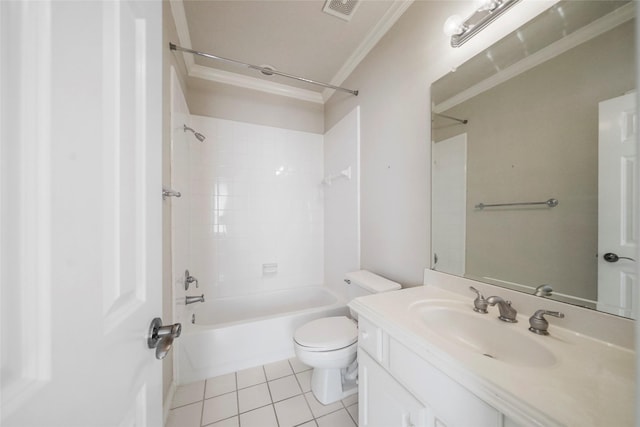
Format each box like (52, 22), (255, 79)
(294, 316), (357, 350)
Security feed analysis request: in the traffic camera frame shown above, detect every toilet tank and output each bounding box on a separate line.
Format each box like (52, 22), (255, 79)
(345, 270), (401, 300)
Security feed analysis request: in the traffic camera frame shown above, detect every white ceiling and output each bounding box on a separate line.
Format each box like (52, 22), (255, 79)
(173, 0), (413, 102)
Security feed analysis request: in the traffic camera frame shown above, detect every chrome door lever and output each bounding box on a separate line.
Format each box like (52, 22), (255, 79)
(603, 252), (636, 262)
(148, 318), (182, 360)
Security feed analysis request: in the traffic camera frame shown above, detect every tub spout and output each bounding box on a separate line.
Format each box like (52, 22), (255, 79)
(186, 294), (205, 305)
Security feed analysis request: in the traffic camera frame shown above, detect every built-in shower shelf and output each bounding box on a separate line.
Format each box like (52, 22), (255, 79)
(323, 166), (351, 186)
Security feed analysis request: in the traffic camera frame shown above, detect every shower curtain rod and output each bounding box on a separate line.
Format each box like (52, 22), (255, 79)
(433, 112), (468, 124)
(170, 43), (359, 96)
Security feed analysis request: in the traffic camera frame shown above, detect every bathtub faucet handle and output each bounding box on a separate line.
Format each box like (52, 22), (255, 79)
(185, 269), (199, 290)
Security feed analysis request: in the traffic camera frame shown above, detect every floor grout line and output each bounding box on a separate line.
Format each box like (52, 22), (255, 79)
(263, 364), (280, 427)
(202, 413), (238, 427)
(170, 358), (357, 427)
(290, 359), (305, 394)
(235, 371), (241, 427)
(345, 402), (358, 426)
(200, 378), (207, 427)
(301, 391), (319, 425)
(199, 390), (206, 427)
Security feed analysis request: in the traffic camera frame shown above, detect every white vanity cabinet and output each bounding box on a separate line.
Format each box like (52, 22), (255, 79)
(359, 350), (426, 427)
(352, 283), (635, 426)
(357, 315), (522, 427)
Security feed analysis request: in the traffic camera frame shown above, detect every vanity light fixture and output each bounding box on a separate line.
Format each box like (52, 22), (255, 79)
(444, 0), (521, 48)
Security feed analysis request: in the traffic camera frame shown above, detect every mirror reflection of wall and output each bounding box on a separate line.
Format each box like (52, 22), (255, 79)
(432, 5), (635, 316)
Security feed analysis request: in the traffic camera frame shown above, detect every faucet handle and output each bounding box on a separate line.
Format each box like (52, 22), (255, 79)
(469, 286), (488, 314)
(529, 309), (565, 335)
(185, 269), (199, 290)
(533, 284), (553, 297)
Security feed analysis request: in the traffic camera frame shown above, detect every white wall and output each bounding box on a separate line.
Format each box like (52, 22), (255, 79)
(162, 0), (190, 404)
(187, 77), (324, 134)
(634, 11), (640, 426)
(186, 115), (325, 299)
(324, 107), (361, 296)
(324, 0), (558, 286)
(170, 68), (192, 327)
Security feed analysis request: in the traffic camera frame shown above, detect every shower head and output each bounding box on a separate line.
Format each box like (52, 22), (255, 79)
(184, 124), (206, 142)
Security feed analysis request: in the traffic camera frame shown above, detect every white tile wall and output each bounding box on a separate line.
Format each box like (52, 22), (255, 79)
(186, 115), (324, 299)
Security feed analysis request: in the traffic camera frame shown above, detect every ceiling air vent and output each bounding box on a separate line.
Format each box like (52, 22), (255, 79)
(322, 0), (361, 22)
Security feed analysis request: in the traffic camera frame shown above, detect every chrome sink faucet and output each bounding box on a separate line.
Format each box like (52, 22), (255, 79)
(469, 286), (488, 313)
(486, 296), (518, 323)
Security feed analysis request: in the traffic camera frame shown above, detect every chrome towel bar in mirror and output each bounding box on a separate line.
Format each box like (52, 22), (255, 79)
(475, 198), (558, 210)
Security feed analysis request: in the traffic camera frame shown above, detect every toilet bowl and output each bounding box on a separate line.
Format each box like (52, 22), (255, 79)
(294, 316), (359, 404)
(293, 270), (402, 405)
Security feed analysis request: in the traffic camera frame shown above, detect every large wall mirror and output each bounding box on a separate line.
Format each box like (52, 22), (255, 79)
(431, 1), (637, 319)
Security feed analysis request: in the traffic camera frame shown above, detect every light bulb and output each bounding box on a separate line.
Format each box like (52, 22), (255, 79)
(443, 15), (464, 37)
(478, 0), (502, 11)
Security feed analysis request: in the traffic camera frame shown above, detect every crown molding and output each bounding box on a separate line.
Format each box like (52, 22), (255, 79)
(189, 64), (324, 104)
(433, 2), (635, 114)
(322, 0), (414, 101)
(170, 0), (412, 104)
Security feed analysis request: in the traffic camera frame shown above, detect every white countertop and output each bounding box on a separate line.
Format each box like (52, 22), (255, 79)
(349, 285), (635, 427)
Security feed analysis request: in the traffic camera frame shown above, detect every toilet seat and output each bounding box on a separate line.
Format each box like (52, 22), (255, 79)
(294, 316), (357, 351)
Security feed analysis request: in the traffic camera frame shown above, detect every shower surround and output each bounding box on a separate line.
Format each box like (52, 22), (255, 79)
(171, 105), (361, 382)
(186, 115), (325, 299)
(172, 115), (330, 380)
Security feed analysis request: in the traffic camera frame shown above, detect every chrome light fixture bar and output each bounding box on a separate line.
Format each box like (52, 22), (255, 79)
(448, 0), (521, 48)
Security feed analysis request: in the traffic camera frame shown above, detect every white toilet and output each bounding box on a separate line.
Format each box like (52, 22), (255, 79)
(293, 270), (401, 404)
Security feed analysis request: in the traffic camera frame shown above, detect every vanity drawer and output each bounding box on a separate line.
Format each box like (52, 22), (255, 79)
(389, 338), (501, 427)
(358, 316), (386, 364)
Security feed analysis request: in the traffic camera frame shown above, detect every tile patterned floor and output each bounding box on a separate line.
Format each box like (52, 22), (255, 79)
(166, 358), (358, 427)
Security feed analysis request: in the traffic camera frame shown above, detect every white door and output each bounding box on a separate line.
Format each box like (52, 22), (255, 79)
(1, 1), (164, 426)
(432, 134), (467, 276)
(597, 92), (637, 318)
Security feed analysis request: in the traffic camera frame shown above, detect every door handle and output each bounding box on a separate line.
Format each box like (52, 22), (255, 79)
(148, 318), (182, 360)
(603, 252), (636, 263)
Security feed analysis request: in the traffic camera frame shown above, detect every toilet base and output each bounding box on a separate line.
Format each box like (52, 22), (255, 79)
(310, 367), (358, 405)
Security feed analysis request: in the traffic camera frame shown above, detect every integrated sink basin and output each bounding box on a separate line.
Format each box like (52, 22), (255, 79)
(350, 284), (636, 426)
(409, 300), (557, 368)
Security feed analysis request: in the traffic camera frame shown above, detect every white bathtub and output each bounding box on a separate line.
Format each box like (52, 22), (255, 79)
(176, 286), (348, 384)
